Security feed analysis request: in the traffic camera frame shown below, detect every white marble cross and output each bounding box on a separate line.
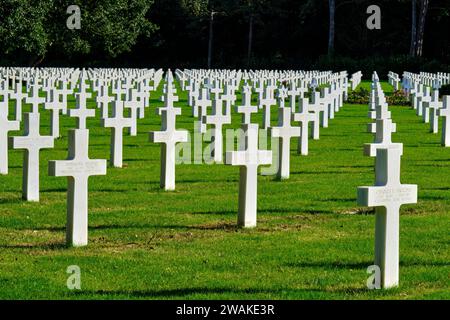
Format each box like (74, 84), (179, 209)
(0, 97), (20, 174)
(48, 129), (107, 247)
(69, 80), (95, 129)
(416, 87), (431, 117)
(203, 98), (231, 163)
(287, 86), (301, 110)
(365, 118), (401, 157)
(259, 87), (276, 129)
(438, 96), (450, 146)
(221, 84), (235, 117)
(321, 87), (335, 120)
(25, 83), (46, 113)
(11, 84), (27, 121)
(425, 89), (442, 133)
(270, 107), (301, 179)
(210, 80), (223, 99)
(9, 112), (54, 201)
(44, 88), (66, 138)
(357, 147), (417, 288)
(96, 84), (113, 119)
(225, 124), (272, 227)
(149, 91), (188, 190)
(308, 91), (325, 139)
(193, 88), (211, 133)
(236, 84), (258, 124)
(102, 100), (133, 168)
(125, 89), (142, 136)
(277, 86), (289, 109)
(293, 98), (316, 155)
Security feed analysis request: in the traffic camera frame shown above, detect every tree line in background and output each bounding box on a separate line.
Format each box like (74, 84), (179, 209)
(0, 0), (449, 77)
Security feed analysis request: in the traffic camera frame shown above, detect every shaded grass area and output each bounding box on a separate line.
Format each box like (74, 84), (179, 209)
(0, 81), (449, 299)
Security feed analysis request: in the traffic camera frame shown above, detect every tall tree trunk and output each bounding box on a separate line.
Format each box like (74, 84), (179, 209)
(409, 0), (417, 57)
(207, 11), (214, 69)
(328, 0), (335, 56)
(416, 0), (429, 57)
(247, 13), (254, 68)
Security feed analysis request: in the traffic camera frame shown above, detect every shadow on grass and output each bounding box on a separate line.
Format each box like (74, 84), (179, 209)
(285, 260), (450, 269)
(71, 287), (324, 298)
(422, 187), (450, 191)
(71, 285), (391, 298)
(259, 208), (336, 214)
(0, 242), (67, 250)
(0, 197), (24, 204)
(290, 170), (353, 175)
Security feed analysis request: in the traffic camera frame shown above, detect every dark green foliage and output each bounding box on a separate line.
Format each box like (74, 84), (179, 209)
(387, 90), (411, 106)
(0, 0), (449, 68)
(347, 87), (369, 105)
(440, 84), (450, 97)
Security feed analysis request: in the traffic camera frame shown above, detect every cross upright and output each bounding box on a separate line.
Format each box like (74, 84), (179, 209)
(309, 90), (327, 137)
(112, 79), (127, 100)
(101, 100), (133, 167)
(221, 84), (235, 117)
(259, 86), (277, 129)
(193, 88), (211, 133)
(225, 124), (272, 227)
(134, 83), (150, 118)
(438, 96), (450, 146)
(416, 87), (431, 117)
(277, 86), (289, 109)
(357, 147), (417, 288)
(96, 84), (114, 119)
(48, 129), (107, 247)
(44, 87), (67, 138)
(149, 95), (188, 191)
(210, 79), (223, 99)
(9, 112), (54, 201)
(254, 79), (265, 103)
(69, 78), (95, 129)
(203, 98), (231, 163)
(236, 84), (258, 124)
(320, 86), (335, 121)
(11, 83), (28, 121)
(57, 80), (72, 115)
(293, 97), (316, 155)
(125, 88), (142, 136)
(25, 82), (46, 113)
(287, 85), (300, 110)
(270, 107), (301, 179)
(426, 95), (443, 133)
(364, 118), (401, 157)
(0, 96), (20, 174)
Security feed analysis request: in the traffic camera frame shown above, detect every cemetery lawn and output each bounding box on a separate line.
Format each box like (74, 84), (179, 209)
(0, 81), (449, 300)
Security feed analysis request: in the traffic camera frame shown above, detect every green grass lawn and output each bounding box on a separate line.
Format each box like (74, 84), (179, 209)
(0, 80), (449, 299)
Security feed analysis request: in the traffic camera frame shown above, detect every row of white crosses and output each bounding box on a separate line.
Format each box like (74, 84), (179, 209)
(350, 71), (363, 90)
(358, 72), (418, 289)
(150, 70), (188, 190)
(1, 67), (163, 246)
(168, 69), (350, 227)
(403, 71), (450, 146)
(387, 71), (400, 90)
